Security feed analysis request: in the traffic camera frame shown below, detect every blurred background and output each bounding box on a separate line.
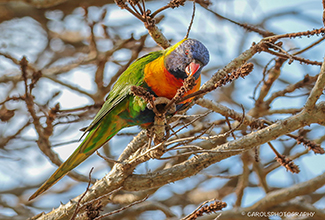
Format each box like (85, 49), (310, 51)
(1, 0), (325, 219)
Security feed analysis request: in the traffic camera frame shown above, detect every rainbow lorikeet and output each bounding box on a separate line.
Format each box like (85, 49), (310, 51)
(29, 38), (209, 200)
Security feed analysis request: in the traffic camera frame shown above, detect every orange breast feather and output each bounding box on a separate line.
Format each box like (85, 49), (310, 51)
(144, 56), (201, 103)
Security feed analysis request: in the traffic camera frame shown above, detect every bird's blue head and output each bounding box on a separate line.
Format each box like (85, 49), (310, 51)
(165, 39), (209, 80)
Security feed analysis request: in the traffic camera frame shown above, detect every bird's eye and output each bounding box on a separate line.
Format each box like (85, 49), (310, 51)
(185, 50), (189, 56)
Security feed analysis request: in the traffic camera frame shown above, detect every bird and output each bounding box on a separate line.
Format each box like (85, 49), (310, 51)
(29, 38), (209, 200)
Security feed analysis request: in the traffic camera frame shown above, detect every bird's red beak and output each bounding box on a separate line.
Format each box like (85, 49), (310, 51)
(185, 62), (201, 77)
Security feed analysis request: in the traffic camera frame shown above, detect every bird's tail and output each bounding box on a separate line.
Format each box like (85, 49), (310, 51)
(29, 119), (125, 201)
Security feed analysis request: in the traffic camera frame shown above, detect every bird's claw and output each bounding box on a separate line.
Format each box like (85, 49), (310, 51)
(147, 97), (176, 114)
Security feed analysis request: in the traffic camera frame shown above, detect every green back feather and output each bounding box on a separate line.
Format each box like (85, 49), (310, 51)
(83, 50), (163, 134)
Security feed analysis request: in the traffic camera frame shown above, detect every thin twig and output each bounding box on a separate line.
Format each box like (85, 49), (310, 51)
(182, 199), (227, 220)
(267, 142), (300, 174)
(151, 5), (170, 18)
(263, 27), (325, 42)
(93, 195), (149, 219)
(77, 187), (123, 213)
(185, 0), (196, 39)
(177, 63), (254, 104)
(96, 151), (121, 163)
(305, 56), (325, 111)
(70, 167), (94, 220)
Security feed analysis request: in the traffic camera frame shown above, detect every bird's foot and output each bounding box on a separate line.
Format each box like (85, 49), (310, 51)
(146, 97), (176, 114)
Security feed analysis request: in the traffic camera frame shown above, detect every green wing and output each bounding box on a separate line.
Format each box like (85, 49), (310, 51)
(83, 50), (163, 134)
(28, 50), (166, 201)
